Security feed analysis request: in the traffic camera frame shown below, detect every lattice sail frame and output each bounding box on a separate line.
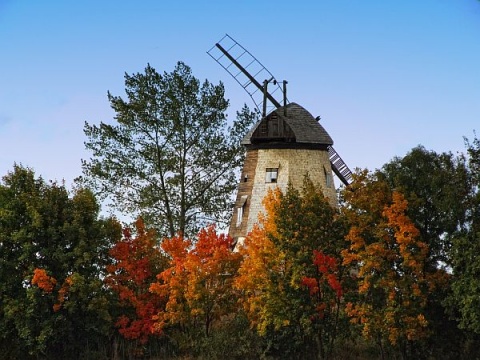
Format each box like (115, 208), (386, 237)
(207, 34), (286, 115)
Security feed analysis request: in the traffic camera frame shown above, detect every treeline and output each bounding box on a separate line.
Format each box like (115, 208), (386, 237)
(1, 62), (480, 359)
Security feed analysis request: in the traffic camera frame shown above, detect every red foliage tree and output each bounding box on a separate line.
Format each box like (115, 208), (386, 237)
(105, 218), (167, 344)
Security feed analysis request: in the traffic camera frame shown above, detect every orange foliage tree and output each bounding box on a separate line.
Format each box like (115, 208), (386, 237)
(105, 218), (167, 344)
(341, 170), (429, 355)
(150, 225), (241, 337)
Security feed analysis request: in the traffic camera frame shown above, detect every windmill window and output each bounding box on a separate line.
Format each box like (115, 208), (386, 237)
(236, 207), (243, 227)
(236, 195), (248, 227)
(265, 168), (278, 183)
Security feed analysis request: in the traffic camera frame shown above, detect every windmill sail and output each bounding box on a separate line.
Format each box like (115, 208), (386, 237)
(208, 34), (353, 186)
(328, 146), (353, 185)
(207, 34), (285, 114)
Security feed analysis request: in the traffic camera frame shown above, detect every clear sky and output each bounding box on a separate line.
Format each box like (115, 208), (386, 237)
(1, 0), (479, 189)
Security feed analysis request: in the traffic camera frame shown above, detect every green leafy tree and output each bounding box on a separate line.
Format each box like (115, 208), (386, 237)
(0, 165), (121, 359)
(236, 178), (348, 359)
(379, 146), (470, 269)
(379, 146), (472, 356)
(81, 62), (257, 238)
(464, 134), (480, 235)
(450, 135), (480, 335)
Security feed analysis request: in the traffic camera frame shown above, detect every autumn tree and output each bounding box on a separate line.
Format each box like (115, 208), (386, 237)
(236, 178), (348, 359)
(0, 165), (121, 359)
(81, 62), (257, 238)
(150, 225), (241, 342)
(104, 218), (168, 348)
(341, 170), (429, 359)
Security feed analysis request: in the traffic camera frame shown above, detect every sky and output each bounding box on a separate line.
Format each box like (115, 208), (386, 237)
(1, 0), (479, 191)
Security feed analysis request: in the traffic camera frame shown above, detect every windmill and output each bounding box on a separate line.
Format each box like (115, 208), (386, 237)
(208, 34), (353, 243)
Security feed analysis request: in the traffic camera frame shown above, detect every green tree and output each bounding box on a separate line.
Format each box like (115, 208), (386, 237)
(81, 62), (257, 238)
(379, 146), (470, 269)
(464, 134), (480, 233)
(0, 165), (121, 359)
(450, 135), (480, 335)
(236, 178), (348, 359)
(379, 146), (473, 357)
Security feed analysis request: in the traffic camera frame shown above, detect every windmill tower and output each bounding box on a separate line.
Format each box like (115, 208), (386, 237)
(208, 35), (352, 245)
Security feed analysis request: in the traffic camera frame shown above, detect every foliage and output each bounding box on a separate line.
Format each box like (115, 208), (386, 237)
(150, 225), (241, 341)
(450, 135), (480, 334)
(105, 218), (167, 345)
(190, 313), (265, 360)
(0, 164), (121, 359)
(32, 268), (57, 293)
(341, 170), (430, 355)
(303, 250), (343, 303)
(379, 146), (470, 269)
(466, 134), (480, 188)
(80, 62), (257, 238)
(379, 146), (473, 357)
(236, 178), (348, 359)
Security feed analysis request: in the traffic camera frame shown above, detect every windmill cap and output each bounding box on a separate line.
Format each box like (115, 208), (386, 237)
(241, 102), (334, 146)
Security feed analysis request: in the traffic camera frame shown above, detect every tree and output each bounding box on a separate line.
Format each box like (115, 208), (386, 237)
(150, 225), (241, 340)
(379, 146), (472, 356)
(450, 134), (480, 334)
(341, 170), (429, 358)
(105, 218), (168, 345)
(301, 250), (344, 358)
(81, 62), (257, 238)
(0, 165), (121, 359)
(464, 134), (480, 237)
(235, 178), (348, 359)
(379, 146), (470, 269)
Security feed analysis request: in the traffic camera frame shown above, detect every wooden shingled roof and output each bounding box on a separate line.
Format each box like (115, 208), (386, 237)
(241, 102), (334, 146)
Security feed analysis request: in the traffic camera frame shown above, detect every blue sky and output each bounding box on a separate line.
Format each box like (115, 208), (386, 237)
(1, 0), (479, 189)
